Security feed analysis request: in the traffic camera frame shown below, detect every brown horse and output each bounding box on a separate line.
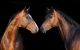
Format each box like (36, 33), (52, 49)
(40, 8), (80, 50)
(0, 8), (39, 50)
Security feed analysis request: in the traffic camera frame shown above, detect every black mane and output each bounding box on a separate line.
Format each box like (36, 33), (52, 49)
(7, 8), (26, 25)
(58, 11), (80, 27)
(58, 10), (80, 49)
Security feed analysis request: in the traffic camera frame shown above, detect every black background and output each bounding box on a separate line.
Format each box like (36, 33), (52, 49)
(0, 0), (80, 50)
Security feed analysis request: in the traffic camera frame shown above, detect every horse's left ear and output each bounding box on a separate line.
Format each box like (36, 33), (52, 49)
(24, 6), (30, 13)
(27, 7), (30, 13)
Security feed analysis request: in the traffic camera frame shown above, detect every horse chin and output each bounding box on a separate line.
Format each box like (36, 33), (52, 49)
(31, 30), (38, 34)
(40, 27), (47, 34)
(30, 30), (38, 34)
(42, 30), (47, 34)
(31, 27), (39, 34)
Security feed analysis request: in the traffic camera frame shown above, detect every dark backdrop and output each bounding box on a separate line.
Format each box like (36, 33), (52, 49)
(0, 0), (80, 50)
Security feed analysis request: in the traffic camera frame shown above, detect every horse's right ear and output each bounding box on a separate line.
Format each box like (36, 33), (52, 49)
(24, 6), (27, 10)
(46, 7), (50, 14)
(46, 7), (50, 11)
(27, 7), (30, 12)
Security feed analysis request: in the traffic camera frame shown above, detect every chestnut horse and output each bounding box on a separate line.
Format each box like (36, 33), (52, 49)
(0, 8), (39, 50)
(41, 8), (80, 50)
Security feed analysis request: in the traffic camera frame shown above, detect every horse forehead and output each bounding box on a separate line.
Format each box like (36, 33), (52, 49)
(45, 13), (55, 20)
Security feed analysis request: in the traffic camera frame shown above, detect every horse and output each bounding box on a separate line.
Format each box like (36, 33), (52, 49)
(0, 8), (39, 50)
(40, 8), (80, 50)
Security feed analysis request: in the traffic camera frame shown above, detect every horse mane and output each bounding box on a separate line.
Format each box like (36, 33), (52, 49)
(1, 9), (25, 35)
(56, 10), (80, 47)
(7, 9), (23, 25)
(57, 10), (80, 27)
(7, 7), (29, 26)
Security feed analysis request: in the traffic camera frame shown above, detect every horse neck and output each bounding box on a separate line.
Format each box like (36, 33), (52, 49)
(1, 18), (19, 50)
(58, 15), (80, 50)
(58, 15), (77, 42)
(58, 14), (80, 50)
(58, 16), (72, 50)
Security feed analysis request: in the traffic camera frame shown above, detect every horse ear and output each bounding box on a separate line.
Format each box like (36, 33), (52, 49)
(46, 7), (50, 14)
(27, 7), (30, 12)
(26, 7), (30, 14)
(46, 7), (50, 11)
(24, 6), (30, 13)
(24, 6), (27, 10)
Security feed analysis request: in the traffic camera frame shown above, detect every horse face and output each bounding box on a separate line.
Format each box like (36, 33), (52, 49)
(25, 14), (39, 33)
(19, 9), (39, 33)
(41, 9), (59, 33)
